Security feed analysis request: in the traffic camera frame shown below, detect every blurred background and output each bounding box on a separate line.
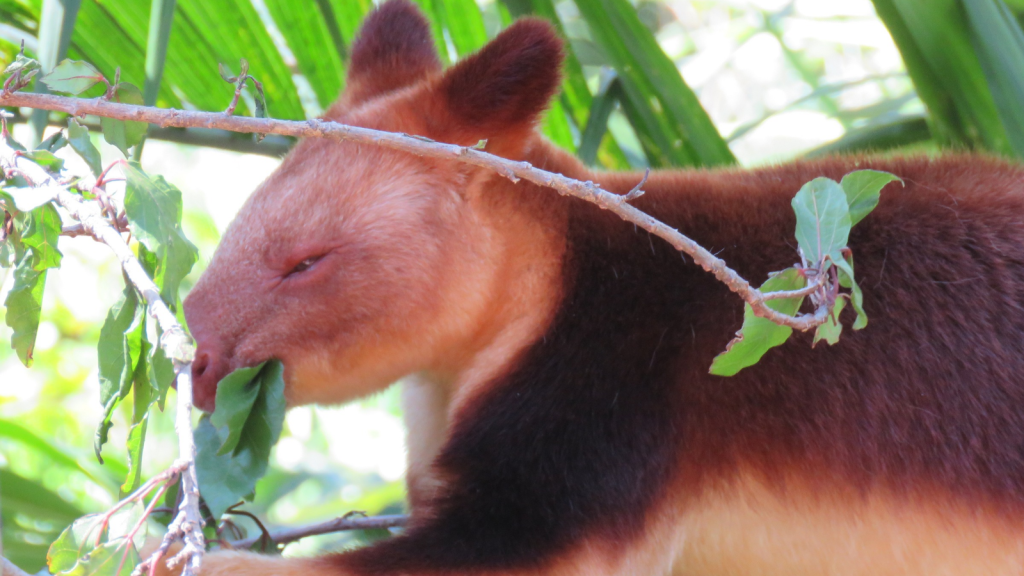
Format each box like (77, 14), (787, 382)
(2, 0), (1024, 571)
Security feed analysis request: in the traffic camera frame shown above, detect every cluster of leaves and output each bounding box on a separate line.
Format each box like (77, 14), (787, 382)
(93, 162), (198, 498)
(1, 130), (196, 573)
(37, 360), (287, 575)
(35, 58), (147, 158)
(710, 170), (902, 376)
(3, 59), (200, 501)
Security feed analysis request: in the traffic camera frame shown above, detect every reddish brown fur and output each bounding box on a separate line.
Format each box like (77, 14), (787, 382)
(180, 2), (1024, 575)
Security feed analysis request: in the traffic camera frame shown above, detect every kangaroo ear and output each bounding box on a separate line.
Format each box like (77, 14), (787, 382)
(430, 19), (563, 146)
(333, 0), (441, 111)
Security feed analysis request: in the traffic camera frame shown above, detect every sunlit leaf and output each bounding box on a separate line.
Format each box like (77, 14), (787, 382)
(149, 344), (175, 410)
(121, 342), (153, 495)
(97, 287), (142, 409)
(55, 539), (139, 576)
(20, 149), (64, 173)
(68, 119), (103, 177)
(4, 251), (47, 366)
(95, 287), (143, 461)
(709, 267), (805, 376)
(42, 59), (105, 95)
(123, 162), (198, 306)
(36, 130), (68, 153)
(48, 506), (145, 576)
(3, 50), (40, 77)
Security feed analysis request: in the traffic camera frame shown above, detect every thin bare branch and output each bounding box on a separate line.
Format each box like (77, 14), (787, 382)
(0, 91), (831, 330)
(229, 514), (408, 550)
(2, 556), (33, 576)
(0, 139), (204, 576)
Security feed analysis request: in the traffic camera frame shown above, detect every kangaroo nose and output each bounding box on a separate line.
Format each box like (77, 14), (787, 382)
(191, 348), (229, 413)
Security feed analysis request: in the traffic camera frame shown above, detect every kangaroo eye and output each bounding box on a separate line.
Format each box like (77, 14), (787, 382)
(288, 255), (322, 276)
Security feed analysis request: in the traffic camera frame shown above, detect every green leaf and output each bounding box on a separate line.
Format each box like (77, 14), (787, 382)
(0, 469), (83, 523)
(871, 0), (1012, 153)
(3, 50), (40, 77)
(195, 360), (286, 519)
(574, 0), (735, 168)
(812, 297), (848, 347)
(97, 287), (142, 409)
(0, 418), (121, 488)
(578, 73), (619, 165)
(803, 116), (932, 158)
(47, 515), (102, 574)
(432, 0), (488, 58)
(791, 177), (851, 266)
(121, 342), (153, 495)
(263, 0), (346, 109)
(100, 82), (147, 157)
(20, 149), (64, 172)
(123, 163), (198, 306)
(42, 59), (106, 95)
(3, 129), (27, 152)
(840, 169), (902, 226)
(4, 251), (47, 366)
(209, 363), (266, 456)
(836, 254), (867, 330)
(36, 130), (69, 153)
(325, 0), (372, 47)
(148, 343), (175, 410)
(68, 118), (103, 177)
(217, 62), (237, 83)
(709, 268), (806, 377)
(48, 506), (145, 576)
(21, 202), (63, 270)
(248, 76), (268, 120)
(963, 0), (1024, 157)
(94, 286), (144, 461)
(54, 537), (139, 576)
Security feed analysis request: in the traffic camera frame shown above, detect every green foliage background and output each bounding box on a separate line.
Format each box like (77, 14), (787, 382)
(1, 0), (1024, 572)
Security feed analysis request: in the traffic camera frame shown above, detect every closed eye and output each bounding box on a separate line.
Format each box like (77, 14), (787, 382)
(286, 255), (324, 278)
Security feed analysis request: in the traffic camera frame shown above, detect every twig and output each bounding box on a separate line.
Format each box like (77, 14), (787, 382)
(229, 514), (408, 550)
(0, 91), (832, 330)
(620, 167), (649, 202)
(761, 268), (828, 300)
(1, 556), (33, 576)
(0, 140), (204, 576)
